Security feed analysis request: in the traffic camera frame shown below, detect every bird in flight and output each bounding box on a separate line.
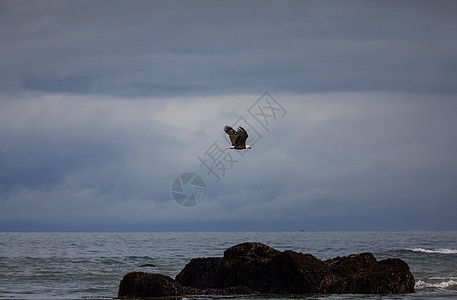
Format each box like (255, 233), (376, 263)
(224, 126), (252, 150)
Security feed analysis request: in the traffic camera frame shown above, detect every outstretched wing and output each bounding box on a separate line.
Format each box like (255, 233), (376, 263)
(235, 127), (248, 148)
(224, 125), (237, 146)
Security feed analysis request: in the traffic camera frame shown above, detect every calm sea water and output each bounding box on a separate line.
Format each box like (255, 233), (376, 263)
(0, 231), (456, 299)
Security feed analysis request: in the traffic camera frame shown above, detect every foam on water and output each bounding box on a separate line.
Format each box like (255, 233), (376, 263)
(405, 247), (457, 254)
(430, 277), (457, 280)
(416, 279), (457, 290)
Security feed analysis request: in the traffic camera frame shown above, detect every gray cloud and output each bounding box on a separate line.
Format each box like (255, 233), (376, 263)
(1, 1), (457, 231)
(1, 0), (457, 97)
(1, 93), (457, 230)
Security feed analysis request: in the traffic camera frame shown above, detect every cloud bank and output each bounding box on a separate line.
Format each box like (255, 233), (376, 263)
(1, 0), (456, 231)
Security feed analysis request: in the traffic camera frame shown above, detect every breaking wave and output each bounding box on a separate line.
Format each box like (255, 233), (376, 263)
(430, 277), (457, 280)
(416, 279), (457, 291)
(405, 248), (457, 254)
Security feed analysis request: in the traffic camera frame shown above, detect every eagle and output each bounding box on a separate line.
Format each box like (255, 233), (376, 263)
(224, 125), (252, 150)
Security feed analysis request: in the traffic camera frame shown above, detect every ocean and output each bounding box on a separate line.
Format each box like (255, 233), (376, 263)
(0, 231), (456, 299)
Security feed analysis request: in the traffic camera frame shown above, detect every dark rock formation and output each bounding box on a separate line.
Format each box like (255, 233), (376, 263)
(119, 242), (415, 298)
(118, 272), (184, 298)
(198, 285), (259, 296)
(118, 272), (258, 299)
(209, 242), (333, 294)
(324, 253), (415, 293)
(175, 257), (222, 289)
(176, 242), (415, 294)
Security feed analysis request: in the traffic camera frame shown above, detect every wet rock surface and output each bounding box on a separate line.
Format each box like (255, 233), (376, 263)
(118, 272), (258, 299)
(118, 272), (184, 298)
(119, 242), (415, 298)
(175, 257), (222, 289)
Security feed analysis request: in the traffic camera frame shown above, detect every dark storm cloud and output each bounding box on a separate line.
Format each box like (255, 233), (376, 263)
(1, 93), (457, 230)
(1, 1), (457, 231)
(1, 0), (457, 97)
(198, 94), (457, 230)
(0, 96), (188, 198)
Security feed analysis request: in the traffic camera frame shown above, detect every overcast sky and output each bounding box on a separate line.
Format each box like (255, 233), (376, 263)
(1, 0), (457, 231)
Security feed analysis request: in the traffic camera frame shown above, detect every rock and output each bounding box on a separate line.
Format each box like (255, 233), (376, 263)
(326, 252), (378, 277)
(176, 242), (415, 294)
(374, 258), (416, 293)
(201, 285), (259, 296)
(211, 242), (333, 294)
(324, 253), (415, 293)
(119, 242), (415, 298)
(118, 271), (258, 299)
(175, 257), (222, 289)
(118, 272), (185, 298)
